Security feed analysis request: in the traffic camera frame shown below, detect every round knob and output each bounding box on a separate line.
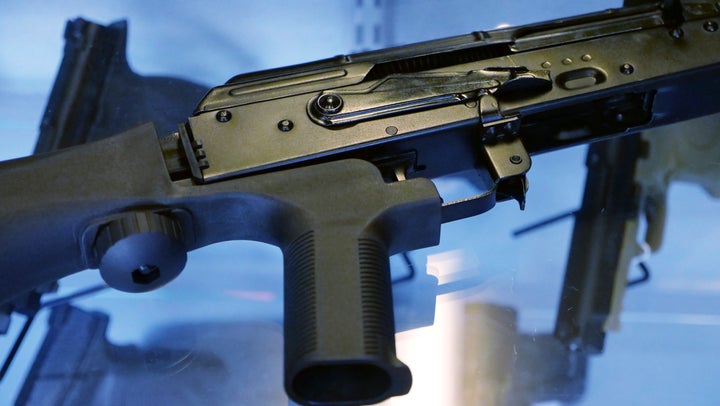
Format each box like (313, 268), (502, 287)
(94, 211), (187, 292)
(314, 93), (344, 115)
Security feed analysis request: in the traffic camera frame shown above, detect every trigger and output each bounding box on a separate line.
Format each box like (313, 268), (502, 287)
(497, 175), (529, 210)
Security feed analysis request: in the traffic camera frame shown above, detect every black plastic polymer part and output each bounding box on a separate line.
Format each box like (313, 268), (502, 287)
(554, 135), (643, 353)
(284, 231), (409, 405)
(275, 159), (443, 405)
(35, 18), (208, 153)
(0, 123), (444, 405)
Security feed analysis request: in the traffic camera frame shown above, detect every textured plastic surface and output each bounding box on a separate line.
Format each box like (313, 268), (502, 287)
(284, 231), (410, 405)
(95, 211), (187, 292)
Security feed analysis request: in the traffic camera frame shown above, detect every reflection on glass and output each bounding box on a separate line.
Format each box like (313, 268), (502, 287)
(2, 1), (720, 405)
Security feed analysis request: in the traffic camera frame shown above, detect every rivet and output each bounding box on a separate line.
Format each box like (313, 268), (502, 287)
(216, 110), (232, 123)
(385, 126), (398, 136)
(278, 119), (294, 132)
(669, 27), (684, 39)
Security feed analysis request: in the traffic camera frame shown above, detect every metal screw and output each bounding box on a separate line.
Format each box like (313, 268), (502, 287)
(315, 94), (344, 114)
(581, 54), (592, 62)
(704, 21), (719, 32)
(278, 119), (294, 132)
(510, 155), (523, 165)
(669, 27), (684, 39)
(216, 110), (232, 122)
(620, 63), (634, 75)
(385, 126), (398, 136)
(562, 57), (573, 65)
(541, 61), (552, 69)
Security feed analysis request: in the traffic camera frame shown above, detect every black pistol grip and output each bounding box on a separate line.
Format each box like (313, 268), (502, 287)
(275, 159), (441, 405)
(283, 226), (411, 405)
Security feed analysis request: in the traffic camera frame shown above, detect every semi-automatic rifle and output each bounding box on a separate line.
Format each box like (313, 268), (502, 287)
(1, 1), (719, 404)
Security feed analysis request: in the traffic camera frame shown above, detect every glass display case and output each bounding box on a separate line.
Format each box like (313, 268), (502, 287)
(1, 1), (719, 404)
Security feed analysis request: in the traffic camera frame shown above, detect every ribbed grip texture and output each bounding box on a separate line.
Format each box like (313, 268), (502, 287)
(94, 211), (187, 292)
(283, 231), (410, 405)
(358, 238), (395, 356)
(94, 211), (183, 261)
(283, 231), (317, 360)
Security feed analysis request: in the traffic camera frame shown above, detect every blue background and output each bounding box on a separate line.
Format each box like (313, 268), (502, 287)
(1, 1), (719, 404)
